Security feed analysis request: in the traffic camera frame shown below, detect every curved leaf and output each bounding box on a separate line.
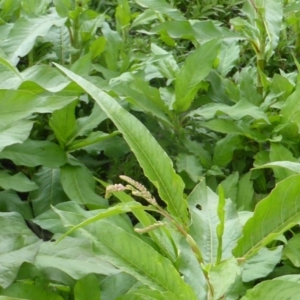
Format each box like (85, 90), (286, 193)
(54, 63), (188, 224)
(233, 175), (300, 259)
(92, 219), (197, 299)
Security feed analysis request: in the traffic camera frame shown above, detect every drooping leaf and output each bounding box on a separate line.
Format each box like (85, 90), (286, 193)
(176, 154), (202, 182)
(54, 63), (188, 224)
(233, 175), (300, 259)
(173, 40), (220, 113)
(255, 161), (300, 174)
(0, 139), (67, 168)
(283, 234), (300, 267)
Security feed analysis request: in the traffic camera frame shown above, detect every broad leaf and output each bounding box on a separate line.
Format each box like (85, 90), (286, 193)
(91, 219), (197, 299)
(188, 181), (242, 264)
(242, 246), (283, 282)
(0, 212), (41, 288)
(0, 89), (77, 126)
(60, 164), (107, 207)
(0, 120), (34, 152)
(117, 289), (175, 300)
(74, 274), (101, 300)
(241, 279), (300, 300)
(29, 167), (69, 216)
(54, 64), (188, 224)
(35, 237), (118, 279)
(1, 283), (63, 300)
(233, 175), (300, 259)
(2, 13), (66, 65)
(0, 171), (38, 192)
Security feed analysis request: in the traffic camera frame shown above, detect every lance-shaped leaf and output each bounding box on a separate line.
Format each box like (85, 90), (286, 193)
(0, 171), (38, 192)
(255, 161), (300, 174)
(173, 40), (220, 113)
(91, 219), (197, 299)
(233, 175), (300, 259)
(54, 63), (188, 224)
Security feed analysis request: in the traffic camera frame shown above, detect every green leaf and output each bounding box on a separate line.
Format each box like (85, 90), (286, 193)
(269, 143), (297, 181)
(233, 175), (300, 259)
(255, 161), (300, 174)
(0, 212), (41, 288)
(2, 13), (66, 65)
(0, 120), (34, 152)
(216, 186), (226, 264)
(60, 164), (107, 207)
(241, 279), (300, 300)
(208, 258), (240, 300)
(0, 89), (77, 126)
(188, 181), (242, 264)
(134, 0), (185, 21)
(236, 172), (254, 210)
(49, 101), (78, 148)
(1, 283), (63, 300)
(54, 63), (188, 224)
(34, 236), (118, 279)
(56, 201), (145, 242)
(92, 219), (197, 299)
(100, 273), (137, 300)
(0, 171), (38, 192)
(29, 167), (69, 216)
(0, 139), (67, 168)
(213, 135), (242, 167)
(117, 289), (175, 300)
(217, 41), (240, 77)
(220, 172), (239, 204)
(190, 99), (269, 123)
(242, 246), (283, 282)
(67, 131), (119, 152)
(283, 234), (300, 267)
(176, 154), (202, 182)
(173, 40), (220, 112)
(74, 274), (101, 300)
(0, 191), (33, 219)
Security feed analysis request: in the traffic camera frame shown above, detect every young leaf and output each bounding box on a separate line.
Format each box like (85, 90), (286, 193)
(233, 175), (300, 259)
(174, 40), (220, 113)
(54, 63), (188, 224)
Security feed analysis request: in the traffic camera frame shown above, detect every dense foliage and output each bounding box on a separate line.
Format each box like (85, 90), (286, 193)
(2, 0), (300, 299)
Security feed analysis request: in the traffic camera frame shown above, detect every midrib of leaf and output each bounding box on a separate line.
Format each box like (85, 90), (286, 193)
(93, 222), (187, 297)
(72, 171), (86, 203)
(111, 117), (184, 220)
(54, 63), (187, 223)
